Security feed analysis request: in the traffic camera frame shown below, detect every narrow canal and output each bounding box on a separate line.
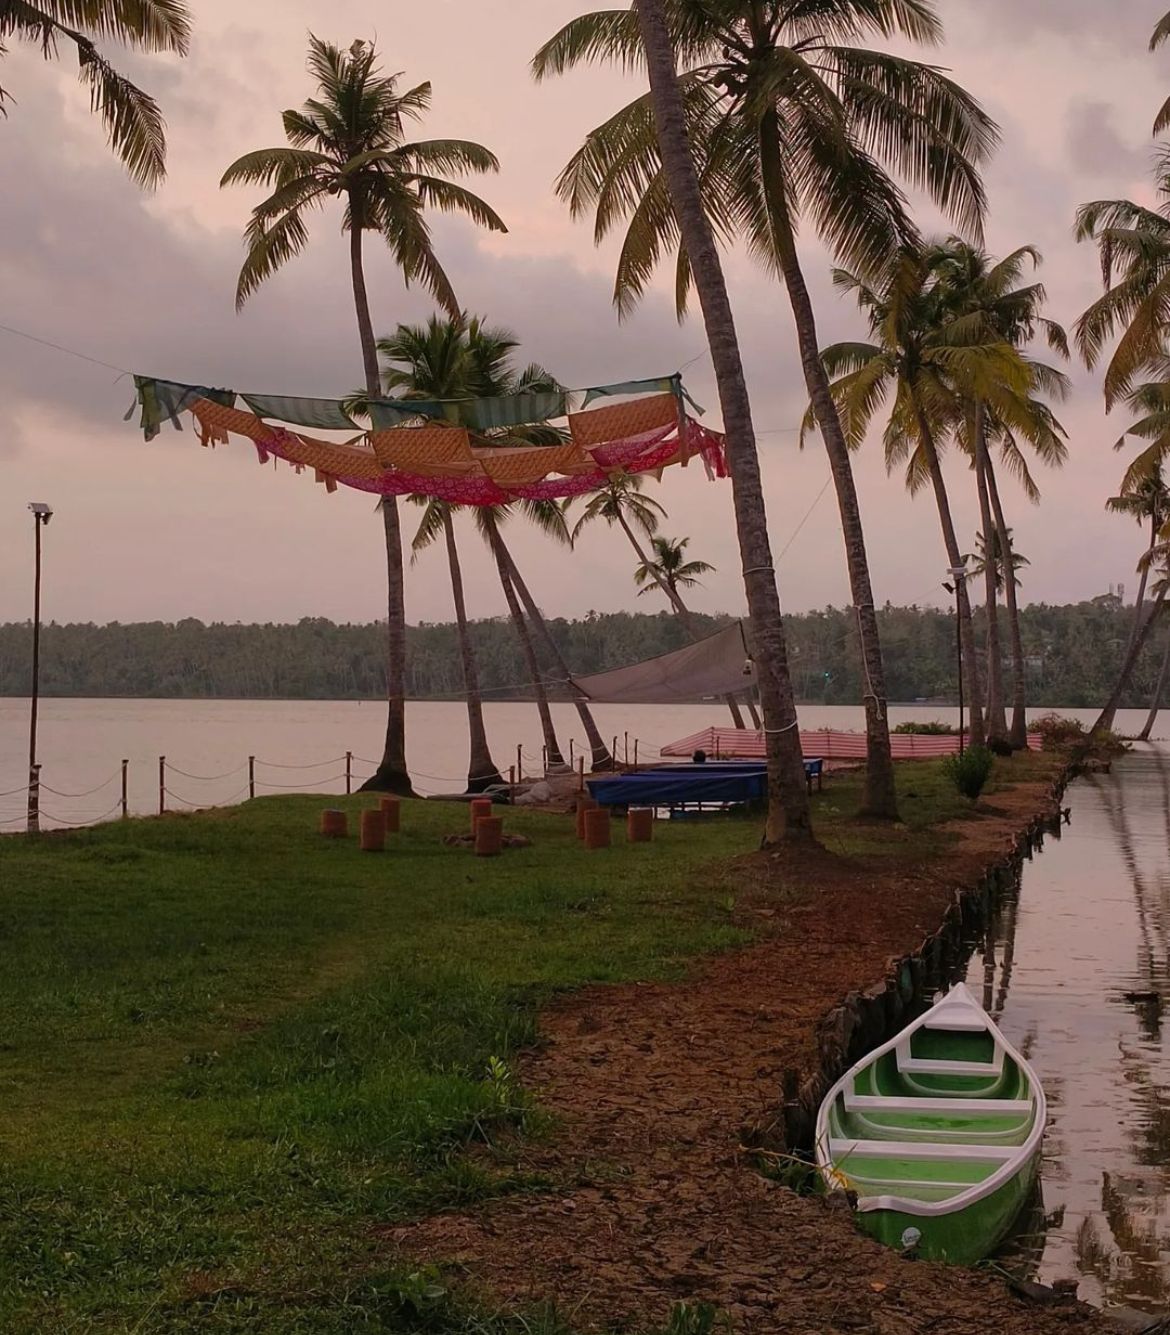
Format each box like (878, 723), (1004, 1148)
(959, 744), (1170, 1312)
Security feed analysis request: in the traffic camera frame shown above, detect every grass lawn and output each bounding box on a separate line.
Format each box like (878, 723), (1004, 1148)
(0, 758), (1046, 1332)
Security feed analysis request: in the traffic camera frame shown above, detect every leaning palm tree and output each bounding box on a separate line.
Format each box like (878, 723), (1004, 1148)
(628, 0), (811, 843)
(2, 0), (191, 187)
(448, 317), (610, 770)
(570, 480), (750, 727)
(928, 238), (1070, 747)
(1098, 469), (1170, 732)
(410, 499), (504, 792)
(221, 36), (506, 795)
(534, 0), (997, 818)
(1095, 533), (1170, 736)
(635, 535), (714, 601)
(980, 399), (1068, 747)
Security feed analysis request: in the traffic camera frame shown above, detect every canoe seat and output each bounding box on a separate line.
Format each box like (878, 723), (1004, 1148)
(921, 1011), (989, 1033)
(828, 1137), (1016, 1163)
(844, 1094), (1032, 1115)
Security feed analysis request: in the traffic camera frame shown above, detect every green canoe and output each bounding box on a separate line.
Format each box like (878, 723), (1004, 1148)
(814, 982), (1046, 1265)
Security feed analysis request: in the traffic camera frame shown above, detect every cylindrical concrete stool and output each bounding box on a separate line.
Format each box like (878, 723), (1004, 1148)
(583, 807), (611, 850)
(470, 797), (494, 831)
(360, 808), (386, 852)
(320, 809), (348, 838)
(475, 815), (504, 857)
(379, 795), (401, 833)
(575, 794), (599, 840)
(627, 807), (654, 843)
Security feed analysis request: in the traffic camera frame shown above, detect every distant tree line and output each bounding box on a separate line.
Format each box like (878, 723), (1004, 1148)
(0, 595), (1163, 709)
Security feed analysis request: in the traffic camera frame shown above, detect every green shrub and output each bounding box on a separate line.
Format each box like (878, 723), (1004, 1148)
(1031, 713), (1087, 751)
(944, 745), (994, 800)
(893, 721), (956, 735)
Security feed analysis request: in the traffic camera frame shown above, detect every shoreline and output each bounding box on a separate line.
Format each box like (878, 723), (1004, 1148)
(392, 756), (1115, 1334)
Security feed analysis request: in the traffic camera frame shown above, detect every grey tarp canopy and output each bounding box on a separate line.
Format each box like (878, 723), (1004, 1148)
(570, 621), (753, 704)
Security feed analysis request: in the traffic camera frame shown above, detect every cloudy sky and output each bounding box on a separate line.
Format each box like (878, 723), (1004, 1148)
(1, 0), (1167, 628)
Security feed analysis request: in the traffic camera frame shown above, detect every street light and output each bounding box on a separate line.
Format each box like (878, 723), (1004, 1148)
(942, 565), (968, 756)
(27, 502), (53, 833)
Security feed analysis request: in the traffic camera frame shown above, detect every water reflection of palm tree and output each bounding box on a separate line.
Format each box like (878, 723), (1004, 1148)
(1092, 772), (1166, 1001)
(1099, 1167), (1170, 1309)
(970, 865), (1023, 1019)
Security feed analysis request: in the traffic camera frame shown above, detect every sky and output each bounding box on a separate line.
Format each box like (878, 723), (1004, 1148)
(1, 0), (1168, 628)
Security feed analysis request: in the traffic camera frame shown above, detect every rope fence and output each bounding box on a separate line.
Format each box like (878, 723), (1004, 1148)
(0, 729), (653, 835)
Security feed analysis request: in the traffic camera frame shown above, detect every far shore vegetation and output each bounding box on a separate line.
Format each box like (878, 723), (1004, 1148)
(0, 596), (1166, 711)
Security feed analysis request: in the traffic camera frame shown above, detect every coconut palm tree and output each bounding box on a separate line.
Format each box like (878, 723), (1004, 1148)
(966, 529), (1029, 593)
(435, 316), (609, 770)
(813, 250), (1041, 747)
(1095, 537), (1170, 736)
(1141, 624), (1170, 741)
(409, 499), (504, 792)
(2, 0), (191, 187)
(928, 238), (1069, 747)
(476, 505), (570, 772)
(221, 36), (505, 795)
(378, 315), (613, 773)
(534, 0), (997, 819)
(570, 479), (750, 727)
(635, 535), (714, 601)
(1075, 149), (1170, 411)
(981, 404), (1067, 748)
(1150, 12), (1170, 132)
(1097, 469), (1170, 732)
(628, 0), (811, 843)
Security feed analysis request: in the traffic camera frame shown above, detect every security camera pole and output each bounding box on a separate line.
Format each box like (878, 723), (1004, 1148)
(27, 502), (53, 833)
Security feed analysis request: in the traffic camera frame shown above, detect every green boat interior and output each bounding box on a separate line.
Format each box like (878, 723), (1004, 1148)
(824, 1011), (1039, 1207)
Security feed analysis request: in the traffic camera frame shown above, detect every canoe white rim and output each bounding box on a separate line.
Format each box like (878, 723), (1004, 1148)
(814, 982), (1047, 1220)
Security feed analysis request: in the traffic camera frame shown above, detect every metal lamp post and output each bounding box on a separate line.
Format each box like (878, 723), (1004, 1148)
(942, 565), (968, 756)
(27, 502), (53, 833)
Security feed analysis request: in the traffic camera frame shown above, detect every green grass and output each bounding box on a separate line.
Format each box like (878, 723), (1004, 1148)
(0, 757), (1046, 1332)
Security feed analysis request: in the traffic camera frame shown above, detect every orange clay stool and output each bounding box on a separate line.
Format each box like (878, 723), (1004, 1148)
(583, 807), (611, 850)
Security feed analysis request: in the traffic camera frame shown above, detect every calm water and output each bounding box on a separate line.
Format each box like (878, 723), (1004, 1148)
(0, 698), (1153, 831)
(963, 744), (1170, 1312)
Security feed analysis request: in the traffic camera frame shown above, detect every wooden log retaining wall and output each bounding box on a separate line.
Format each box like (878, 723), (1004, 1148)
(779, 764), (1077, 1155)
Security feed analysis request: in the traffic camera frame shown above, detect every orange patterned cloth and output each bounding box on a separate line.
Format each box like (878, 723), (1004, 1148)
(369, 425), (475, 473)
(183, 392), (726, 504)
(568, 393), (679, 448)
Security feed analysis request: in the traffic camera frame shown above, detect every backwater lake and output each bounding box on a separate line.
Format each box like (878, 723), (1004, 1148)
(0, 697), (1152, 829)
(4, 696), (1170, 1313)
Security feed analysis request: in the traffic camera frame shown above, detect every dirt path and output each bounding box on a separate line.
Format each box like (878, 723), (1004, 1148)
(392, 773), (1111, 1334)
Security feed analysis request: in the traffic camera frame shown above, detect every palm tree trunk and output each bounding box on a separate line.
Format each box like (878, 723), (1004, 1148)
(913, 404), (986, 747)
(348, 216), (411, 795)
(1101, 516), (1158, 731)
(758, 112), (897, 819)
(973, 406), (1007, 742)
(442, 510), (503, 791)
(636, 0), (811, 843)
(483, 514), (566, 769)
(1140, 631), (1170, 741)
(498, 543), (613, 769)
(1095, 586), (1169, 735)
(985, 456), (1028, 748)
(615, 513), (745, 727)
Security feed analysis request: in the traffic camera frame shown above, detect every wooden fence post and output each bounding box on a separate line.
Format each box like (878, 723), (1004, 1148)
(121, 759), (129, 819)
(248, 755), (256, 801)
(158, 756), (166, 815)
(345, 751), (353, 796)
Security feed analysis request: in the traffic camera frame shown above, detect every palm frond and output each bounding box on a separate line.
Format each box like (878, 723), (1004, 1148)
(234, 206), (311, 309)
